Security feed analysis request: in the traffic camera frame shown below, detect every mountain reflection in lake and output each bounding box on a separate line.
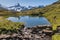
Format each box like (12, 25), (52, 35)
(7, 16), (50, 27)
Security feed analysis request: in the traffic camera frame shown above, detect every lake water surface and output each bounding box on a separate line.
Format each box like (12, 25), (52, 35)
(7, 16), (50, 27)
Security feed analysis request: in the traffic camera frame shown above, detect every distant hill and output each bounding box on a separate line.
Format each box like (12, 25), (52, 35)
(0, 4), (8, 11)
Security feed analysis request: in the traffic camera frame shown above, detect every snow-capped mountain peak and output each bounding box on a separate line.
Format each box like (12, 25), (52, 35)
(8, 3), (28, 11)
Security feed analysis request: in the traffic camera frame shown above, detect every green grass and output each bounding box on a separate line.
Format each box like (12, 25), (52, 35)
(52, 34), (60, 40)
(0, 17), (24, 34)
(0, 20), (23, 30)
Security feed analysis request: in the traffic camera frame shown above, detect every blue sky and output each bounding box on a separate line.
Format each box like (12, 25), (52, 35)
(0, 0), (58, 7)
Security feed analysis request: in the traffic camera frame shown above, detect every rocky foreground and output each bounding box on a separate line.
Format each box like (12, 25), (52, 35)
(0, 25), (60, 40)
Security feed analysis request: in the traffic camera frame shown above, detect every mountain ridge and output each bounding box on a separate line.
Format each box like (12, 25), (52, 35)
(0, 3), (44, 12)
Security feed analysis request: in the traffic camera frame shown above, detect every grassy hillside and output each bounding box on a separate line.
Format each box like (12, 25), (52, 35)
(0, 16), (24, 34)
(43, 1), (60, 30)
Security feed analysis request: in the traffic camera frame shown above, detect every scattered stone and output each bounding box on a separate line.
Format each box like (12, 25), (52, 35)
(0, 25), (59, 40)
